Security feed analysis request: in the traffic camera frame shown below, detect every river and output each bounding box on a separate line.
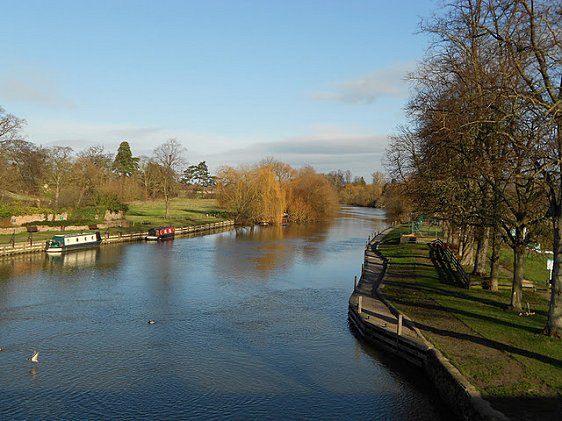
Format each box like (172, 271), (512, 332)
(0, 207), (451, 420)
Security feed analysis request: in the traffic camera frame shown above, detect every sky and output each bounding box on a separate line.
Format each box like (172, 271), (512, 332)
(0, 0), (439, 180)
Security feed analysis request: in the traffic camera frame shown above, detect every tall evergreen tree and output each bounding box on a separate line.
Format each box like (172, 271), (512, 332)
(112, 141), (139, 177)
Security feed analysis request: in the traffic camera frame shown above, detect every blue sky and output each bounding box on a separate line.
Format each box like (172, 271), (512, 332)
(1, 0), (438, 179)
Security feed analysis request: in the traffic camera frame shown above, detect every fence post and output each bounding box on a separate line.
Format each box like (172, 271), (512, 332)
(354, 275), (357, 292)
(397, 314), (403, 336)
(358, 295), (363, 314)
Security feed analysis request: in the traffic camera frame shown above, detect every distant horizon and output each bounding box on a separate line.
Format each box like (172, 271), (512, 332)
(1, 0), (438, 180)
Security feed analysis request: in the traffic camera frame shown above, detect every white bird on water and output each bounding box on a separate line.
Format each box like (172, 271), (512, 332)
(29, 350), (39, 363)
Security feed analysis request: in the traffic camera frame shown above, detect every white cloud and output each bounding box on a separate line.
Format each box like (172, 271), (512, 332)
(205, 126), (388, 178)
(313, 62), (414, 104)
(23, 118), (388, 178)
(24, 118), (263, 160)
(0, 67), (75, 108)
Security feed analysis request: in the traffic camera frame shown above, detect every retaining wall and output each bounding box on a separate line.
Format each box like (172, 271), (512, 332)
(349, 231), (508, 421)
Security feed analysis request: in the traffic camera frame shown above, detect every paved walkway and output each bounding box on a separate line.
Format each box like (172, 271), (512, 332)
(349, 231), (424, 344)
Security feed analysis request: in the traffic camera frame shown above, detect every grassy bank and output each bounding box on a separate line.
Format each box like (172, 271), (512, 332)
(126, 198), (227, 228)
(377, 226), (561, 420)
(0, 198), (230, 245)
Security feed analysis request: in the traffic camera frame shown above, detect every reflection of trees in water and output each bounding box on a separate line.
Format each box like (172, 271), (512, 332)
(0, 253), (49, 281)
(339, 206), (386, 222)
(0, 246), (126, 281)
(214, 219), (335, 280)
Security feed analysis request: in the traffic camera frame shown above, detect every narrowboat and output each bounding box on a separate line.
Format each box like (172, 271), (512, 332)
(146, 226), (175, 241)
(45, 232), (103, 253)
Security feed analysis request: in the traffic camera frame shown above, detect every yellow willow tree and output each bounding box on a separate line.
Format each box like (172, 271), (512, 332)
(252, 165), (286, 223)
(286, 167), (339, 222)
(216, 164), (286, 224)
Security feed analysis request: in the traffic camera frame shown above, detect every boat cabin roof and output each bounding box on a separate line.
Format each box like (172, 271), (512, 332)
(52, 232), (97, 239)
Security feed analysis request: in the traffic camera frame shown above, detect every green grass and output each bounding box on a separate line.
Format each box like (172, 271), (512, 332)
(0, 198), (231, 245)
(125, 198), (229, 228)
(496, 247), (551, 289)
(378, 225), (561, 402)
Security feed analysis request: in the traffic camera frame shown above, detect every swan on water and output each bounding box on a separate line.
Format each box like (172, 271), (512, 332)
(29, 350), (39, 363)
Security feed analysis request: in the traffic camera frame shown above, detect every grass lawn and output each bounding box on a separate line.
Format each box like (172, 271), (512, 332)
(378, 226), (561, 420)
(125, 198), (228, 228)
(0, 198), (231, 246)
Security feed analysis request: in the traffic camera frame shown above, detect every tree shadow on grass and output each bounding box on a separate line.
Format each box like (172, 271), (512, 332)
(384, 259), (437, 269)
(486, 396), (562, 421)
(389, 295), (544, 335)
(413, 320), (562, 368)
(386, 280), (548, 317)
(179, 208), (219, 215)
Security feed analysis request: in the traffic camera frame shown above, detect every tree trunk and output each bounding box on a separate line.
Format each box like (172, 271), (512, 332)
(460, 237), (474, 266)
(544, 110), (562, 337)
(472, 226), (489, 276)
(510, 242), (525, 311)
(164, 180), (170, 220)
(449, 223), (460, 251)
(545, 206), (562, 337)
(77, 186), (87, 208)
(489, 226), (500, 292)
(54, 181), (60, 208)
(120, 175), (125, 200)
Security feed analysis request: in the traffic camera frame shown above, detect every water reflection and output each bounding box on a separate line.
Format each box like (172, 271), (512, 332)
(0, 207), (451, 420)
(0, 246), (126, 282)
(46, 248), (100, 268)
(0, 253), (48, 282)
(213, 219), (335, 281)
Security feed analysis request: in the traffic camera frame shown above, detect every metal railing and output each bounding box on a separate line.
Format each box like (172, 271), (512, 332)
(428, 239), (470, 288)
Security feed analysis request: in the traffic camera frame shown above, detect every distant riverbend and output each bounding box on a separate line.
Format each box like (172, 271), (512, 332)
(0, 207), (450, 420)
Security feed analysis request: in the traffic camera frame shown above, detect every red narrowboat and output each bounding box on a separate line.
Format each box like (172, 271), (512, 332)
(146, 226), (175, 241)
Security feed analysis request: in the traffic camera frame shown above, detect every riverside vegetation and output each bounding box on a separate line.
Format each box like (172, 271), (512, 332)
(378, 225), (561, 420)
(0, 199), (227, 244)
(384, 1), (562, 338)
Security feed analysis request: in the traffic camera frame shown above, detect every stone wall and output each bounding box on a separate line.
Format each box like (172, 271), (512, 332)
(1, 213), (68, 227)
(104, 210), (124, 221)
(0, 210), (124, 230)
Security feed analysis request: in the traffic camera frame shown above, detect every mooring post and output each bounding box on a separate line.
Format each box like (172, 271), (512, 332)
(397, 314), (403, 336)
(358, 295), (363, 314)
(354, 275), (357, 292)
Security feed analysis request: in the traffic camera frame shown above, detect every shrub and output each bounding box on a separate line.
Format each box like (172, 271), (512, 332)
(94, 192), (129, 213)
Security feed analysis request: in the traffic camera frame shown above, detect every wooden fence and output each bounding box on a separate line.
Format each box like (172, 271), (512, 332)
(0, 220), (235, 257)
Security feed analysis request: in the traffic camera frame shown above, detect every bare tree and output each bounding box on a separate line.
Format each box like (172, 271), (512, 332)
(152, 138), (187, 219)
(73, 146), (112, 207)
(45, 146), (73, 208)
(0, 106), (25, 144)
(503, 0), (562, 337)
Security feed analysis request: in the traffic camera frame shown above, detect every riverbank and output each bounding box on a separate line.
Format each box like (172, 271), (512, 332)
(349, 227), (561, 421)
(0, 220), (234, 257)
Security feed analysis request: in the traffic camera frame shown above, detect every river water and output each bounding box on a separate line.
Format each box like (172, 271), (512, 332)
(0, 207), (450, 420)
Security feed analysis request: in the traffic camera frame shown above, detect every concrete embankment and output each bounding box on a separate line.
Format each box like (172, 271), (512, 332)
(348, 230), (508, 421)
(0, 220), (235, 257)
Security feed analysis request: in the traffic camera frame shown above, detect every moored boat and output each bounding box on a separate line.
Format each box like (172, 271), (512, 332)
(146, 226), (175, 241)
(45, 232), (103, 253)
